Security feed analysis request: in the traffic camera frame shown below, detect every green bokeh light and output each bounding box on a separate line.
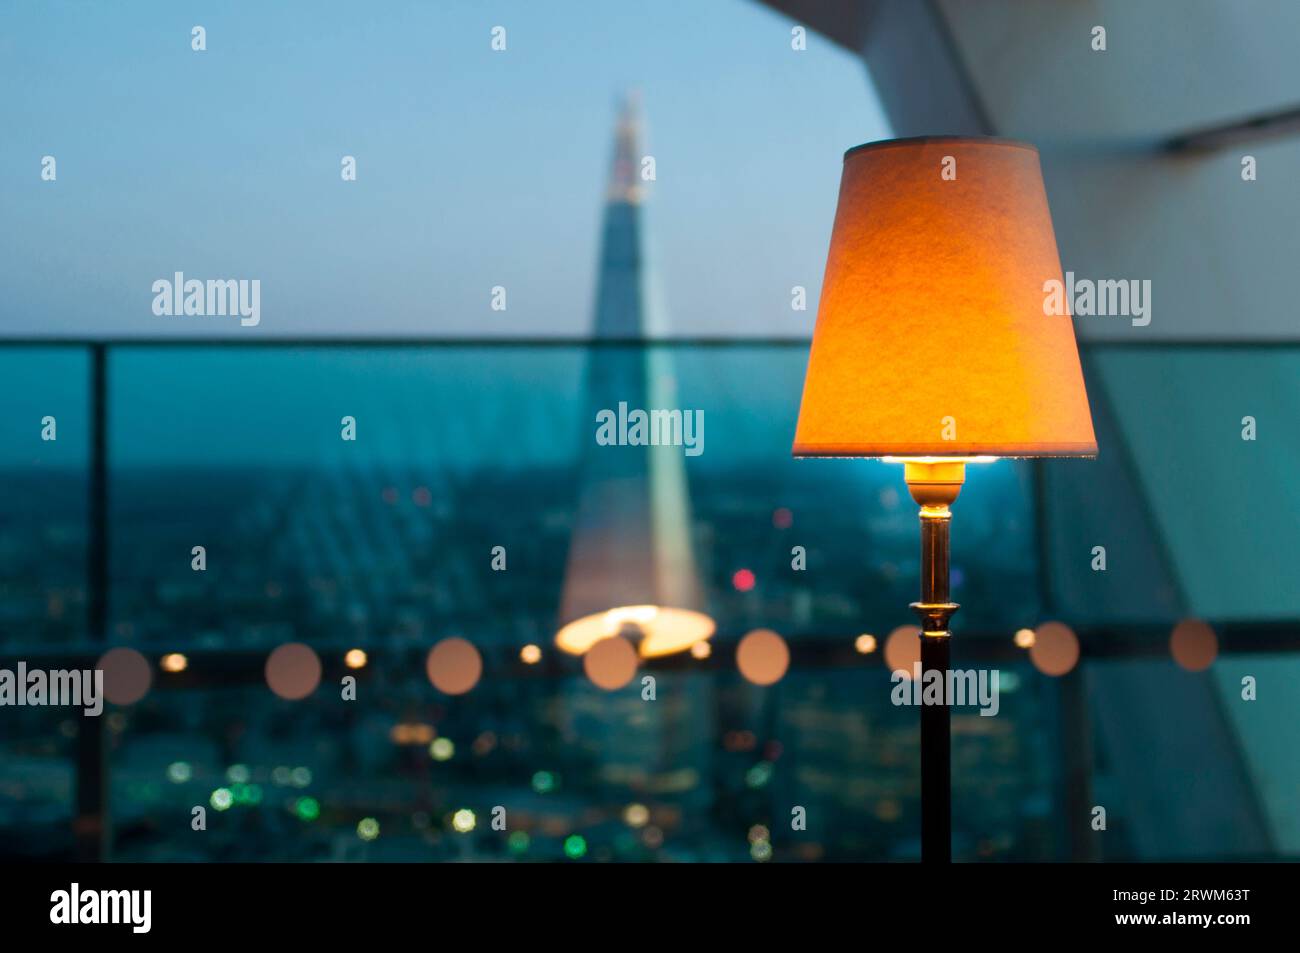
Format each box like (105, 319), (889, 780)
(507, 831), (530, 853)
(745, 762), (774, 789)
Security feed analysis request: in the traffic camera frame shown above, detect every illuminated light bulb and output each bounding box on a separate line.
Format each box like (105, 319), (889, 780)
(556, 605), (713, 659)
(294, 797), (320, 821)
(732, 569), (756, 592)
(1029, 621), (1080, 676)
(1170, 618), (1217, 672)
(519, 644), (542, 665)
(265, 643), (322, 701)
(883, 625), (922, 678)
(1014, 628), (1036, 649)
(344, 648), (368, 669)
(411, 724), (434, 745)
(160, 653), (188, 673)
(745, 762), (774, 789)
(507, 831), (530, 853)
(583, 636), (638, 690)
(603, 605), (659, 636)
(854, 633), (877, 654)
(624, 803), (650, 828)
(736, 630), (789, 686)
(425, 637), (482, 695)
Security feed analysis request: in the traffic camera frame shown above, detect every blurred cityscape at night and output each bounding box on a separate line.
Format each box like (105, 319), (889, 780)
(2, 0), (1298, 865)
(1, 335), (1294, 862)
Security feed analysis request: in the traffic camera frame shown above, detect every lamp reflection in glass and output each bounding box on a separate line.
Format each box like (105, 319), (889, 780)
(554, 377), (717, 672)
(556, 604), (714, 659)
(792, 137), (1097, 862)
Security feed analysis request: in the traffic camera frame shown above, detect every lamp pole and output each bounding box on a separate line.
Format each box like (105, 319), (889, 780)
(903, 460), (965, 864)
(791, 138), (1097, 858)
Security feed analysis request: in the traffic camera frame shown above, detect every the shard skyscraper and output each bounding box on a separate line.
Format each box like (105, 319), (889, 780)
(555, 94), (713, 663)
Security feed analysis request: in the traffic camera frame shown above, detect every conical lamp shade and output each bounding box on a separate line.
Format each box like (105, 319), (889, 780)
(793, 137), (1096, 458)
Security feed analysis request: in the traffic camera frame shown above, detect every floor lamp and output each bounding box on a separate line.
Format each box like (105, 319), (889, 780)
(791, 137), (1097, 862)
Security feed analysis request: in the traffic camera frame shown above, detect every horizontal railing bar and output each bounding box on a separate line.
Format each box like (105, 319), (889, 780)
(0, 336), (1296, 349)
(1, 336), (816, 348)
(4, 620), (1296, 677)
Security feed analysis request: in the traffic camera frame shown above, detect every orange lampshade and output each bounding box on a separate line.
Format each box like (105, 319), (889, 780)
(793, 137), (1096, 458)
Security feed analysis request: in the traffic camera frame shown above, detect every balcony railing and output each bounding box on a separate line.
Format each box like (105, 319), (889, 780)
(1, 338), (1295, 863)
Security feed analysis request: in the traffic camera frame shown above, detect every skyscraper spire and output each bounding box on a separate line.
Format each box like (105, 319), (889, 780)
(592, 91), (648, 340)
(606, 90), (644, 206)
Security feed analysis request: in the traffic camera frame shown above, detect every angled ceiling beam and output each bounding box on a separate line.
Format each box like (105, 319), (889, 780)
(756, 0), (988, 137)
(1164, 103), (1300, 153)
(753, 0), (868, 52)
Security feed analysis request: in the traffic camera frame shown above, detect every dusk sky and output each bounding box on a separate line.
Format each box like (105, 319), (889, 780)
(1, 0), (890, 339)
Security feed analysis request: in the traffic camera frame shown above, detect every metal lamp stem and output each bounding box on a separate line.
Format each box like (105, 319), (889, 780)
(904, 460), (966, 864)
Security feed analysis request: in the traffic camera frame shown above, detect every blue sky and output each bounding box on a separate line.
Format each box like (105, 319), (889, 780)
(0, 0), (888, 338)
